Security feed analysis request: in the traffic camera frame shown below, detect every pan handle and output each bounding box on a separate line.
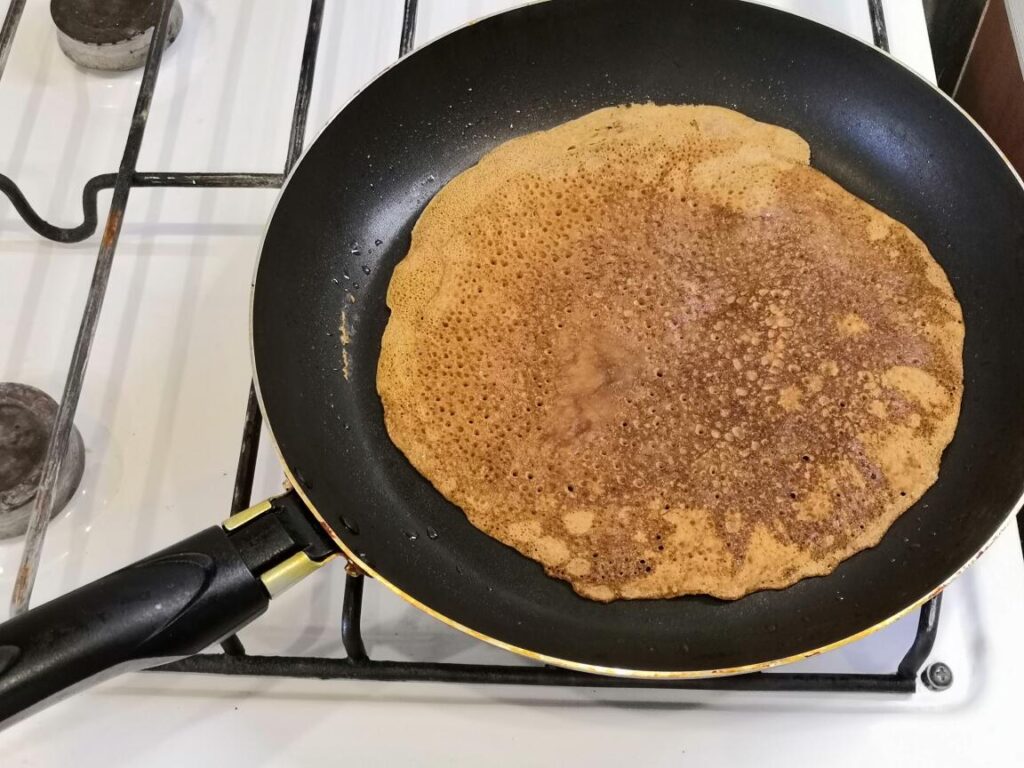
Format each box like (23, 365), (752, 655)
(0, 491), (335, 729)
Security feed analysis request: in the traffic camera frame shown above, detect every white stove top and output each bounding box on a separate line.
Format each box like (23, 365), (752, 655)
(2, 1), (1022, 765)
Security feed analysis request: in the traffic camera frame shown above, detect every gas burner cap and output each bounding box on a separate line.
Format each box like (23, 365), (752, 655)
(50, 0), (183, 72)
(0, 384), (84, 540)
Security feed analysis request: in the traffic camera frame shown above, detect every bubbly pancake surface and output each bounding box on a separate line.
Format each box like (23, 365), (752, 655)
(376, 104), (964, 601)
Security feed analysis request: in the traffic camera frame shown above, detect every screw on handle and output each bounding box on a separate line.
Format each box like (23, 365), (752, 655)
(921, 661), (953, 692)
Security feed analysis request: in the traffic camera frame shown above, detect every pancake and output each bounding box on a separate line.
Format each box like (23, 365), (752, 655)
(376, 104), (964, 601)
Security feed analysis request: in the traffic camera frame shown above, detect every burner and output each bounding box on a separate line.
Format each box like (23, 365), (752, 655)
(0, 384), (84, 539)
(50, 0), (183, 72)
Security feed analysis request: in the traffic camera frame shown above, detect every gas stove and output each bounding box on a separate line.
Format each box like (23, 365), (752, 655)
(1, 1), (1022, 765)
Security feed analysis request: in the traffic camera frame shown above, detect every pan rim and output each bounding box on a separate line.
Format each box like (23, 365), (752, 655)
(250, 0), (1024, 677)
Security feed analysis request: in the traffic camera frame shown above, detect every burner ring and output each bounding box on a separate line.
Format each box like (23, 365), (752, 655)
(50, 0), (183, 72)
(0, 383), (84, 539)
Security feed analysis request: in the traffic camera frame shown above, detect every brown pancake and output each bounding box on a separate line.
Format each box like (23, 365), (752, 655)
(376, 104), (964, 601)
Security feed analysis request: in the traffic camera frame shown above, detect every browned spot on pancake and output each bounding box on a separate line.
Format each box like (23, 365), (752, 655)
(866, 216), (891, 241)
(564, 556), (592, 576)
(585, 585), (616, 601)
(562, 510), (594, 535)
(533, 536), (570, 565)
(837, 313), (869, 336)
(881, 366), (952, 411)
(377, 104), (964, 601)
(868, 399), (888, 419)
(778, 386), (803, 412)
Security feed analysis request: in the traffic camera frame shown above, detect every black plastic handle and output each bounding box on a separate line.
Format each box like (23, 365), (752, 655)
(0, 525), (269, 729)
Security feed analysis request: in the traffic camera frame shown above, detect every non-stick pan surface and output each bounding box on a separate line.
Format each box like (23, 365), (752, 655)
(252, 0), (1024, 674)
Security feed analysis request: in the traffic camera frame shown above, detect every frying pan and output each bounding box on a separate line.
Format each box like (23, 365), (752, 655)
(2, 0), (1024, 727)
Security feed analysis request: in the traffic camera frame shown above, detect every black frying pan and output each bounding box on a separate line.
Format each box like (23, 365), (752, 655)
(3, 0), (1024, 727)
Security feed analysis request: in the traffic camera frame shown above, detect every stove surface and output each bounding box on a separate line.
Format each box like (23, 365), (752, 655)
(1, 1), (1022, 766)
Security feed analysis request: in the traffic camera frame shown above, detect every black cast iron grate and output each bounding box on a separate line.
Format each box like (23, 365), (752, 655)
(0, 0), (952, 693)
